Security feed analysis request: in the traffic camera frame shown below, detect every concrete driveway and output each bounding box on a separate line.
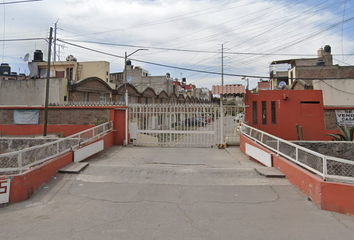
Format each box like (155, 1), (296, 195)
(1, 146), (353, 240)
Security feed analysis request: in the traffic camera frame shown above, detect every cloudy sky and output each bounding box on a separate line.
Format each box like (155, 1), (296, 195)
(1, 0), (354, 89)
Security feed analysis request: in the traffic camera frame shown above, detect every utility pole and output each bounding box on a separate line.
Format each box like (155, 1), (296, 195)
(220, 43), (225, 145)
(53, 19), (59, 62)
(43, 27), (53, 136)
(124, 48), (148, 145)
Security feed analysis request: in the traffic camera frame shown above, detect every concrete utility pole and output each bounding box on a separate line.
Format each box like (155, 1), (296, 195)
(220, 43), (225, 144)
(53, 19), (59, 62)
(43, 27), (53, 136)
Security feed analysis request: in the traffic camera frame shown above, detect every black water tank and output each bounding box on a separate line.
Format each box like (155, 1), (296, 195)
(324, 45), (331, 53)
(182, 77), (186, 82)
(126, 60), (132, 65)
(316, 60), (325, 66)
(33, 50), (43, 62)
(0, 63), (11, 76)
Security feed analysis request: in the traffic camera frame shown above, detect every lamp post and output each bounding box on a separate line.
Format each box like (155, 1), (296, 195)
(242, 76), (249, 90)
(123, 49), (148, 146)
(124, 49), (148, 106)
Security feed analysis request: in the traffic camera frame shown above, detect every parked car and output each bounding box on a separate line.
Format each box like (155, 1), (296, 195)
(234, 113), (244, 123)
(185, 118), (198, 127)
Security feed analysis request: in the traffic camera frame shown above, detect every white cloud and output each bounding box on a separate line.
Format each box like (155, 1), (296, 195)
(1, 0), (353, 90)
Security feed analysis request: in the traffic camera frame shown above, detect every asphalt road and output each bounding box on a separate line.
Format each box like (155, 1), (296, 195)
(1, 146), (353, 240)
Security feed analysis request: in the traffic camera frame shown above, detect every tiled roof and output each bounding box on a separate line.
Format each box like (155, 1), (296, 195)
(212, 84), (246, 95)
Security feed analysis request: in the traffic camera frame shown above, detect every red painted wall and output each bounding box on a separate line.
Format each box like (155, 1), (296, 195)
(245, 90), (335, 141)
(8, 152), (73, 203)
(1, 124), (94, 137)
(240, 134), (354, 216)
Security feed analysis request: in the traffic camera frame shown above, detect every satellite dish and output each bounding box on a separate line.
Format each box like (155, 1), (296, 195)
(147, 84), (150, 87)
(24, 53), (29, 62)
(278, 81), (286, 88)
(127, 76), (132, 82)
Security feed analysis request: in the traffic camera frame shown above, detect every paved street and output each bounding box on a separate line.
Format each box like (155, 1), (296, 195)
(1, 146), (353, 240)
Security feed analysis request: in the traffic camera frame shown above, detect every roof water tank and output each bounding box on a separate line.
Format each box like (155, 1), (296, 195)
(324, 45), (331, 53)
(33, 50), (43, 62)
(0, 63), (11, 76)
(126, 60), (132, 65)
(182, 77), (186, 82)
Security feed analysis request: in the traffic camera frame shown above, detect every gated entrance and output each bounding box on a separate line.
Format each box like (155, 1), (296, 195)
(129, 104), (220, 147)
(129, 104), (244, 147)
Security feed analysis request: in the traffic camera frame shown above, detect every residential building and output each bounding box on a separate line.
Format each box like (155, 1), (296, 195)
(111, 62), (180, 96)
(269, 45), (354, 90)
(28, 50), (113, 88)
(245, 45), (354, 140)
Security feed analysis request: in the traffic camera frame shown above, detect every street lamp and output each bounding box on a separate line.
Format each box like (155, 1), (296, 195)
(123, 49), (148, 146)
(242, 76), (249, 90)
(124, 49), (148, 106)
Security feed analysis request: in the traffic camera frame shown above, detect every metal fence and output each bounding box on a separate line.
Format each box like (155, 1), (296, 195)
(129, 104), (220, 147)
(241, 123), (354, 183)
(0, 121), (113, 174)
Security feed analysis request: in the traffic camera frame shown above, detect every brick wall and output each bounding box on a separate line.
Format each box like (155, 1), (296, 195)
(0, 108), (110, 125)
(297, 66), (354, 79)
(324, 109), (337, 130)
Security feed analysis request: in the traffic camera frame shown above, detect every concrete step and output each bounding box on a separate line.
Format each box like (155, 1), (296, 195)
(59, 162), (89, 174)
(254, 167), (286, 178)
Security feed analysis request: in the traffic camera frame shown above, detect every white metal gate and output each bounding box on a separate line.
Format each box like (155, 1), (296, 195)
(129, 104), (220, 147)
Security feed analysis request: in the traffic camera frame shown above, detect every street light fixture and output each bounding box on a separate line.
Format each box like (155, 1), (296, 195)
(124, 49), (148, 106)
(242, 76), (249, 90)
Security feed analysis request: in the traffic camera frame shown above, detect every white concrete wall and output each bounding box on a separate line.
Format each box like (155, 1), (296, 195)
(0, 78), (66, 106)
(313, 79), (354, 107)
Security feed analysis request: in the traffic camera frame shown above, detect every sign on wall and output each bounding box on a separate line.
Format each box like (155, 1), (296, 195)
(0, 179), (10, 204)
(335, 110), (354, 126)
(14, 110), (39, 125)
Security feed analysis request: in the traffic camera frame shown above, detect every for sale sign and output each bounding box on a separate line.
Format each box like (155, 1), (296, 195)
(335, 110), (354, 126)
(0, 179), (10, 204)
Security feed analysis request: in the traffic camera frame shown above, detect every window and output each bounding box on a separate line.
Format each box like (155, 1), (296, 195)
(100, 94), (106, 103)
(152, 98), (154, 104)
(64, 96), (67, 102)
(131, 97), (135, 104)
(262, 101), (267, 125)
(271, 101), (276, 125)
(83, 92), (89, 102)
(120, 95), (125, 103)
(66, 68), (73, 80)
(253, 101), (257, 125)
(144, 97), (148, 104)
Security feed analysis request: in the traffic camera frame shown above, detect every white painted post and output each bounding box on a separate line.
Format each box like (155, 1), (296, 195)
(18, 152), (22, 173)
(323, 156), (327, 180)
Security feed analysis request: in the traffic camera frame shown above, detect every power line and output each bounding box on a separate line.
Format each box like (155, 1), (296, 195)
(0, 37), (46, 41)
(0, 0), (42, 5)
(57, 39), (354, 81)
(57, 39), (269, 79)
(58, 39), (354, 57)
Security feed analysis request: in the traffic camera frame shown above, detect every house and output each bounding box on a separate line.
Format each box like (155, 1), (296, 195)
(269, 45), (354, 90)
(111, 62), (179, 96)
(245, 45), (354, 140)
(28, 50), (113, 88)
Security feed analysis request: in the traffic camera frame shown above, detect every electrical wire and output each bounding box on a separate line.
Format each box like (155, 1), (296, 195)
(57, 39), (354, 81)
(0, 0), (42, 5)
